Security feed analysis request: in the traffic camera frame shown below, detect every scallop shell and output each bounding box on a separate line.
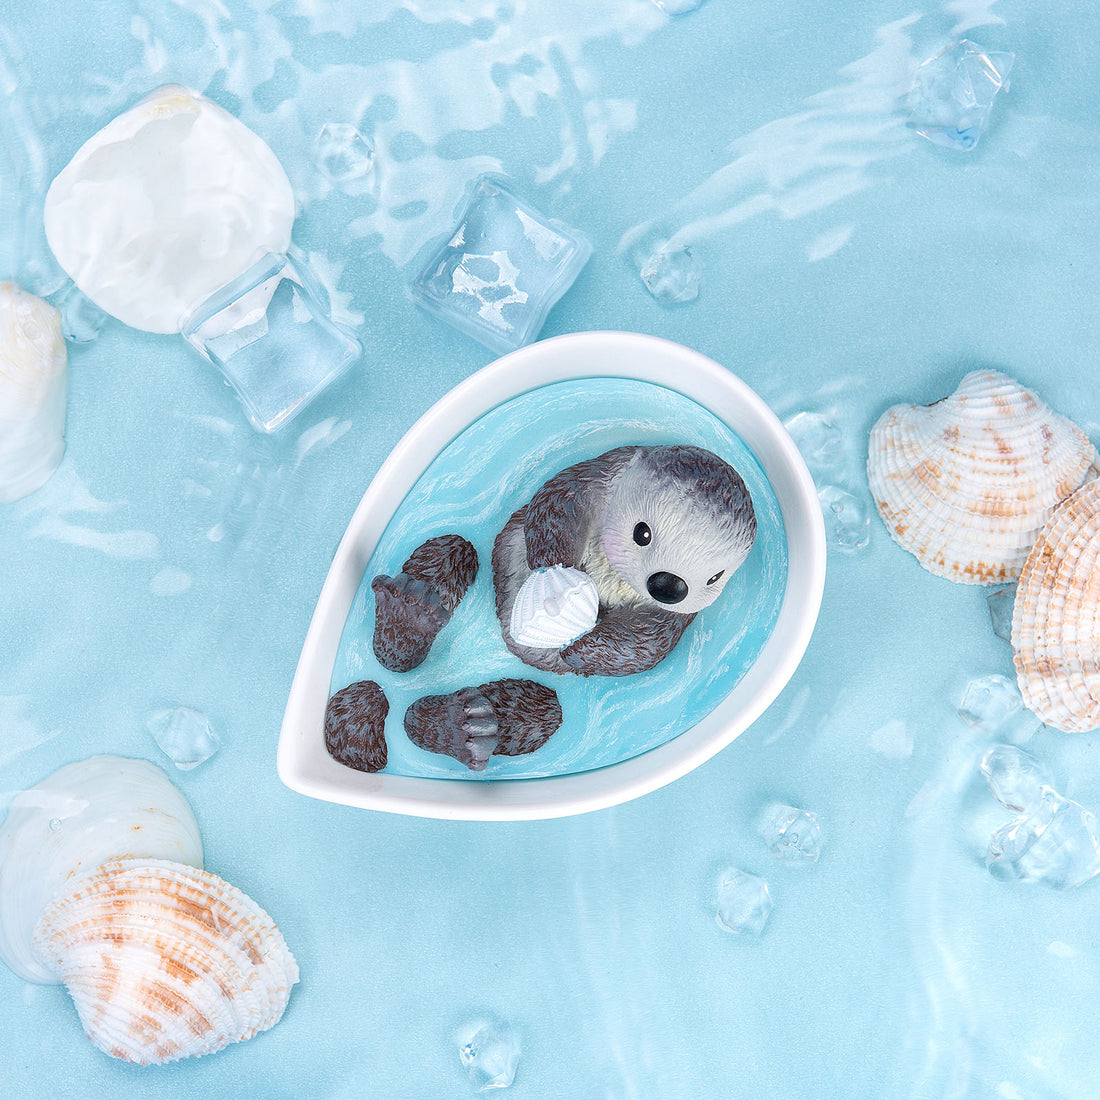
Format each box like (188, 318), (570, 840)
(0, 281), (68, 503)
(868, 370), (1098, 584)
(0, 755), (203, 983)
(509, 565), (600, 649)
(33, 858), (299, 1065)
(1011, 480), (1100, 732)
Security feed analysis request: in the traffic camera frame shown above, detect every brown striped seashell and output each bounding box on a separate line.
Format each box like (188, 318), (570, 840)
(867, 370), (1098, 584)
(33, 857), (299, 1065)
(1011, 480), (1100, 732)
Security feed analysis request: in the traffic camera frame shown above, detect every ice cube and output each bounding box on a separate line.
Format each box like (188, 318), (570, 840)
(979, 744), (1054, 814)
(146, 707), (220, 770)
(716, 868), (773, 936)
(410, 176), (592, 356)
(818, 484), (871, 552)
(907, 40), (1015, 151)
(182, 251), (361, 433)
(987, 789), (1100, 890)
(640, 245), (701, 305)
(783, 411), (846, 483)
(986, 585), (1015, 643)
(55, 283), (106, 344)
(757, 803), (823, 862)
(457, 1021), (519, 1091)
(312, 123), (375, 185)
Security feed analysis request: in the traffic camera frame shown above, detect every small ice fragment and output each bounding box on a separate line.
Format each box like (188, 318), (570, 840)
(907, 40), (1015, 151)
(640, 245), (701, 305)
(651, 0), (704, 12)
(958, 674), (1023, 732)
(48, 818), (62, 832)
(146, 707), (220, 770)
(783, 412), (846, 483)
(410, 176), (592, 356)
(312, 123), (375, 185)
(979, 744), (1054, 814)
(56, 283), (107, 344)
(757, 803), (823, 862)
(987, 789), (1100, 890)
(818, 484), (871, 552)
(458, 1021), (519, 1091)
(716, 868), (772, 936)
(986, 585), (1015, 643)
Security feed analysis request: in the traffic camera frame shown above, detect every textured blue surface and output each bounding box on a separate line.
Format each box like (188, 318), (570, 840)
(2, 2), (1100, 1097)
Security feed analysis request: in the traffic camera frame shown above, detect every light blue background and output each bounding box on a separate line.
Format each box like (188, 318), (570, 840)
(2, 2), (1099, 1097)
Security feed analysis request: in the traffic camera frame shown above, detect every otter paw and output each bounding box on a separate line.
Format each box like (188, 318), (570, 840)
(404, 679), (562, 771)
(325, 680), (389, 773)
(371, 573), (449, 672)
(404, 686), (499, 771)
(401, 534), (478, 613)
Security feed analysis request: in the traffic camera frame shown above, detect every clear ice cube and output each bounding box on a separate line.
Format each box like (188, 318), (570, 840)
(987, 789), (1100, 890)
(986, 584), (1016, 643)
(959, 674), (1021, 730)
(979, 744), (1054, 814)
(818, 484), (871, 552)
(146, 707), (220, 770)
(410, 176), (592, 356)
(458, 1021), (519, 1091)
(757, 803), (823, 862)
(55, 283), (107, 344)
(907, 40), (1015, 151)
(716, 868), (773, 936)
(783, 411), (846, 483)
(640, 245), (701, 305)
(182, 251), (361, 433)
(312, 123), (375, 185)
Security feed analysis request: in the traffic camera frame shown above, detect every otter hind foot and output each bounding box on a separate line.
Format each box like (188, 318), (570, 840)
(404, 679), (563, 771)
(325, 680), (389, 773)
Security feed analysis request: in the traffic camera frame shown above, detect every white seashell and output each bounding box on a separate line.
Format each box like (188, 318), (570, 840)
(33, 857), (298, 1065)
(1011, 480), (1100, 732)
(867, 370), (1098, 584)
(0, 282), (68, 503)
(44, 84), (295, 334)
(0, 755), (202, 983)
(509, 565), (600, 649)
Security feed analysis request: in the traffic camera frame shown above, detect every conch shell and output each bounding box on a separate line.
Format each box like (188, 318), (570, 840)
(867, 370), (1098, 584)
(0, 281), (68, 503)
(1011, 480), (1100, 732)
(34, 858), (299, 1065)
(509, 565), (599, 649)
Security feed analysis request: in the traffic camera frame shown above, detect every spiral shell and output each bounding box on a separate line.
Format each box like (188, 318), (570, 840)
(867, 371), (1098, 584)
(34, 858), (299, 1065)
(1011, 480), (1100, 732)
(509, 565), (600, 649)
(0, 281), (68, 503)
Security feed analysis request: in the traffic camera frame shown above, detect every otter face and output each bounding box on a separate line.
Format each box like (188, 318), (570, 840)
(600, 454), (756, 615)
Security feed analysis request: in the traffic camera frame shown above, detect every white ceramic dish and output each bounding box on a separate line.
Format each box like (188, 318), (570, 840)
(278, 332), (826, 820)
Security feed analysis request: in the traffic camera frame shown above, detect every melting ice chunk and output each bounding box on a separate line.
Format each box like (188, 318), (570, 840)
(986, 584), (1015, 643)
(818, 484), (871, 552)
(55, 284), (107, 344)
(716, 868), (773, 936)
(312, 123), (375, 185)
(987, 789), (1100, 890)
(784, 411), (846, 483)
(640, 245), (701, 305)
(146, 707), (220, 771)
(458, 1021), (520, 1091)
(907, 40), (1015, 151)
(411, 176), (592, 356)
(958, 673), (1040, 742)
(758, 803), (823, 862)
(979, 744), (1054, 814)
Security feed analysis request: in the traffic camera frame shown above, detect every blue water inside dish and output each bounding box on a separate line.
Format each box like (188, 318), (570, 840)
(329, 378), (787, 780)
(5, 1), (1100, 1098)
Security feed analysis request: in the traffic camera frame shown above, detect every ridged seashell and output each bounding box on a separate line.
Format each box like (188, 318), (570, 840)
(1011, 480), (1100, 732)
(0, 755), (203, 983)
(34, 858), (299, 1065)
(868, 370), (1098, 584)
(44, 84), (295, 334)
(0, 282), (68, 503)
(509, 565), (600, 649)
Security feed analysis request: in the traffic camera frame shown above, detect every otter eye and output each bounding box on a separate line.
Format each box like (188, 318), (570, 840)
(707, 570), (724, 586)
(632, 522), (652, 546)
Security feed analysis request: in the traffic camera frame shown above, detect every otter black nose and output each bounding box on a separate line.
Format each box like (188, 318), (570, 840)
(647, 571), (688, 604)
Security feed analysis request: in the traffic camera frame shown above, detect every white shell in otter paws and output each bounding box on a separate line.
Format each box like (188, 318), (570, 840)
(510, 566), (600, 649)
(0, 282), (68, 503)
(33, 857), (299, 1065)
